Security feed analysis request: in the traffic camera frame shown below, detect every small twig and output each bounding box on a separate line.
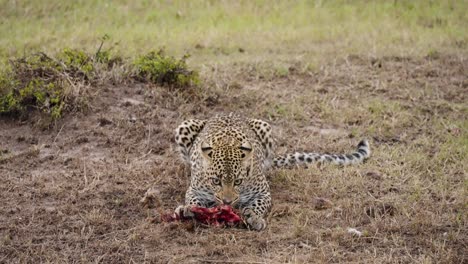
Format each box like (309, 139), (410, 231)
(136, 149), (153, 161)
(52, 124), (65, 145)
(94, 34), (110, 62)
(146, 124), (152, 149)
(196, 260), (266, 264)
(61, 71), (79, 90)
(95, 38), (105, 59)
(83, 159), (88, 186)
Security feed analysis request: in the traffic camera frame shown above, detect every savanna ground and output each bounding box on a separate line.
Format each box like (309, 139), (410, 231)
(0, 1), (467, 263)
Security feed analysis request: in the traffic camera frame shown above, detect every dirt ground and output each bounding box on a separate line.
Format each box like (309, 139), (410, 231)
(0, 55), (466, 263)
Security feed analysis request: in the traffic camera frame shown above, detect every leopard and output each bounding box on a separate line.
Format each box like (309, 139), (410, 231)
(174, 113), (370, 231)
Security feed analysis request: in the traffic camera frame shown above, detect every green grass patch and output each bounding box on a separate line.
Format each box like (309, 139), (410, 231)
(133, 50), (199, 87)
(0, 0), (466, 64)
(0, 46), (199, 119)
(0, 46), (123, 119)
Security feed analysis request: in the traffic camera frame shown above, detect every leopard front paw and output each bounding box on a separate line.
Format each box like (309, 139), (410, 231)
(242, 208), (267, 231)
(175, 205), (195, 218)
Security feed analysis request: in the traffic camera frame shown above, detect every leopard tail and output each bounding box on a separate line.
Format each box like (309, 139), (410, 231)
(273, 140), (370, 167)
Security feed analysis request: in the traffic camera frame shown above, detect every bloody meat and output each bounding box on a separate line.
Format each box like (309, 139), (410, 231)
(161, 205), (242, 227)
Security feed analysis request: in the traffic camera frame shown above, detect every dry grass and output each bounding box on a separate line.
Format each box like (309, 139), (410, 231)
(0, 1), (467, 263)
(1, 54), (466, 263)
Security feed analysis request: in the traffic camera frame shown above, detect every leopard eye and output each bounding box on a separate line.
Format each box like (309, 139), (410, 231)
(234, 179), (243, 186)
(211, 178), (221, 186)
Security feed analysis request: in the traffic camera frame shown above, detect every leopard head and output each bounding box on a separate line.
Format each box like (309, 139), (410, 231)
(200, 138), (253, 206)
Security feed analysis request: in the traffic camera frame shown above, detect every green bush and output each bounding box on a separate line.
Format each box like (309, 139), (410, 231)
(133, 50), (199, 87)
(0, 45), (124, 119)
(0, 46), (199, 120)
(0, 60), (66, 119)
(59, 48), (94, 77)
(0, 50), (93, 119)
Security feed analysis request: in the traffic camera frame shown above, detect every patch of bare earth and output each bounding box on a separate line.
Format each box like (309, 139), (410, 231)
(0, 55), (466, 263)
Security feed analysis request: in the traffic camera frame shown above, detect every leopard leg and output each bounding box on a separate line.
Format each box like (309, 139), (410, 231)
(174, 119), (206, 163)
(175, 187), (215, 218)
(240, 191), (271, 231)
(248, 118), (275, 169)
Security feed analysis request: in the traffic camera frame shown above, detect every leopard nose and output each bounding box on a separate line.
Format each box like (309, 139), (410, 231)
(222, 198), (233, 205)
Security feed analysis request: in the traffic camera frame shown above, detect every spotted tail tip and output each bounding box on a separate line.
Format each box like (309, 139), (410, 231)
(357, 139), (370, 158)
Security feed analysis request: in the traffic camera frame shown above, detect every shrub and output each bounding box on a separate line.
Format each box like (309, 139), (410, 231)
(133, 50), (199, 87)
(0, 49), (100, 119)
(0, 45), (199, 120)
(0, 54), (65, 119)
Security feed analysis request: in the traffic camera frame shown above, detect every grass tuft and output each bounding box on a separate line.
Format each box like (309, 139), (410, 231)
(133, 50), (200, 88)
(0, 49), (117, 119)
(0, 52), (75, 119)
(0, 46), (199, 120)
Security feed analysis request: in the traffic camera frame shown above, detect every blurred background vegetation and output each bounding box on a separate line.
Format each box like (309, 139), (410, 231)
(1, 0), (466, 65)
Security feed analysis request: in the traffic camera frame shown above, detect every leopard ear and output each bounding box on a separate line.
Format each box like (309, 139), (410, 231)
(200, 140), (213, 160)
(239, 141), (253, 160)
